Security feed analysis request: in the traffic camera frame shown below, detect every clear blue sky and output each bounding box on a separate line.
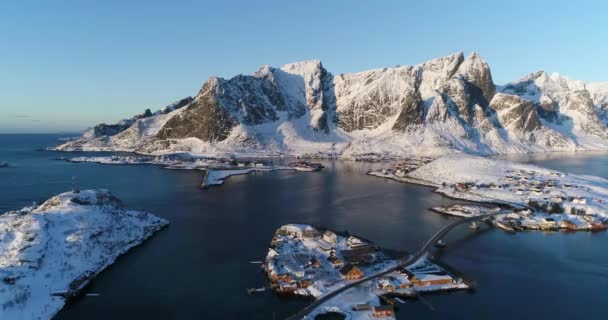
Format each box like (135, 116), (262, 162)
(1, 0), (607, 133)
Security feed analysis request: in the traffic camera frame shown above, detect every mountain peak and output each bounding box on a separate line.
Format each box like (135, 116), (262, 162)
(280, 60), (324, 74)
(454, 51), (496, 102)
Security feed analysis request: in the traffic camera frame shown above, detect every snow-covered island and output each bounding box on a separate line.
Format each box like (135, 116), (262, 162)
(263, 224), (469, 319)
(0, 189), (168, 319)
(370, 154), (608, 232)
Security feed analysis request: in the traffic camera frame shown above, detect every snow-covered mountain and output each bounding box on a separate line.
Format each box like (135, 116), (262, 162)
(54, 53), (608, 158)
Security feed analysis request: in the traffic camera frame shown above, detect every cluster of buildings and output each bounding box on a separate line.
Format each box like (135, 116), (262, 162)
(436, 166), (608, 232)
(264, 225), (468, 319)
(265, 225), (381, 296)
(378, 157), (434, 177)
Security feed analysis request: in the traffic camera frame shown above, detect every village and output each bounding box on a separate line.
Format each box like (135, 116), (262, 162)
(263, 224), (469, 319)
(370, 154), (608, 234)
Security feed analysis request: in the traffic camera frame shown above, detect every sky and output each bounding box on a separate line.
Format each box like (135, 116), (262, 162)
(1, 0), (607, 133)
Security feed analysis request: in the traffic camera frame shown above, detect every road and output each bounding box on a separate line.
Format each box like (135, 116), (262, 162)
(285, 212), (501, 320)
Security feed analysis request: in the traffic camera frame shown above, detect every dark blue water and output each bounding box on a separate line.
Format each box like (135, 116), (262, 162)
(1, 135), (606, 319)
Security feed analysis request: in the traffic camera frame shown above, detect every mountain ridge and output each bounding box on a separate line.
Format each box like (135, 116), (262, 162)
(54, 52), (608, 159)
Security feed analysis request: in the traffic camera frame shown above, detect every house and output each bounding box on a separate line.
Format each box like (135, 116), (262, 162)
(302, 226), (319, 238)
(539, 218), (557, 230)
(277, 224), (318, 238)
(412, 273), (454, 287)
(572, 197), (587, 205)
(309, 258), (321, 268)
(352, 304), (371, 311)
(346, 236), (367, 248)
(297, 279), (312, 288)
(340, 265), (365, 280)
(328, 255), (344, 268)
(314, 239), (333, 251)
(322, 230), (337, 246)
(377, 278), (396, 292)
(277, 281), (297, 293)
(559, 220), (578, 230)
(372, 305), (394, 318)
(455, 183), (468, 191)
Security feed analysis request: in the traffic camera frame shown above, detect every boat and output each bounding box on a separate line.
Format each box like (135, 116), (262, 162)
(247, 287), (266, 294)
(435, 240), (446, 248)
(0, 162), (8, 168)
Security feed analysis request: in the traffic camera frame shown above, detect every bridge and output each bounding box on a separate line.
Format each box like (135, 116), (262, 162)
(285, 212), (501, 320)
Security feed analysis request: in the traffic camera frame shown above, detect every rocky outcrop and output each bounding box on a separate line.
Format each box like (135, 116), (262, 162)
(489, 93), (541, 133)
(157, 79), (237, 142)
(392, 88), (423, 131)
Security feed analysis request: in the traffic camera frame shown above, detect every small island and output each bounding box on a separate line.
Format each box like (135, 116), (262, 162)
(263, 224), (469, 319)
(0, 189), (168, 319)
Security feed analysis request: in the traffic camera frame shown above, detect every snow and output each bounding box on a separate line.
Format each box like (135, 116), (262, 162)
(397, 154), (608, 220)
(0, 190), (168, 320)
(53, 53), (608, 160)
(265, 224), (468, 319)
(204, 169), (257, 186)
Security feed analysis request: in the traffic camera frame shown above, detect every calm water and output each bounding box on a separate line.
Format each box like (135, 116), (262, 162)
(1, 135), (607, 319)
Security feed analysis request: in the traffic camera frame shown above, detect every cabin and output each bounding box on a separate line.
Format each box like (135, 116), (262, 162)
(559, 220), (578, 230)
(328, 255), (344, 268)
(412, 273), (454, 287)
(377, 278), (397, 292)
(572, 197), (587, 205)
(297, 279), (312, 288)
(322, 230), (337, 246)
(346, 236), (367, 248)
(309, 258), (321, 268)
(314, 239), (333, 251)
(372, 305), (394, 318)
(340, 265), (365, 280)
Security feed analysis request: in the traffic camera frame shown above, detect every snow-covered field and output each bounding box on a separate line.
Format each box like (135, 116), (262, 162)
(0, 190), (168, 320)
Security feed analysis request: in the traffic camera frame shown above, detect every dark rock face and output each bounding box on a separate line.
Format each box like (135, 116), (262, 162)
(157, 79), (237, 142)
(489, 93), (542, 133)
(392, 89), (423, 131)
(455, 52), (496, 104)
(89, 123), (133, 138)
